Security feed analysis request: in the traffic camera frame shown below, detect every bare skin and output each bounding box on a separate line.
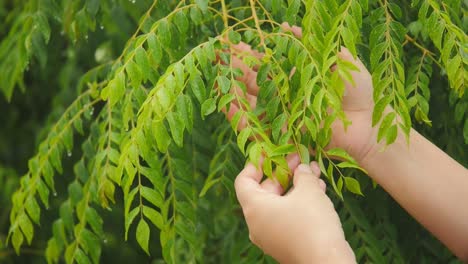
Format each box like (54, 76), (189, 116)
(236, 162), (356, 264)
(228, 24), (468, 263)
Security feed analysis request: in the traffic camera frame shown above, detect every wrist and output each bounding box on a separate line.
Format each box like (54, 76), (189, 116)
(356, 106), (397, 166)
(359, 112), (415, 177)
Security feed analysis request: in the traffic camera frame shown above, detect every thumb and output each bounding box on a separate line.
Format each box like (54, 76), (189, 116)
(235, 163), (263, 206)
(292, 162), (322, 192)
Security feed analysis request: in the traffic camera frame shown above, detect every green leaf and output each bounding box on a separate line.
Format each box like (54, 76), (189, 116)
(337, 162), (367, 173)
(50, 146), (63, 174)
(385, 124), (398, 145)
(190, 5), (203, 24)
(257, 64), (271, 85)
(141, 186), (163, 207)
(18, 214), (34, 244)
(263, 157), (273, 178)
(337, 176), (343, 194)
(158, 19), (171, 46)
(68, 181), (83, 205)
(126, 60), (143, 88)
(272, 113), (287, 142)
(62, 128), (73, 153)
(173, 62), (185, 92)
(195, 0), (208, 12)
(298, 144), (310, 164)
(80, 229), (101, 264)
(304, 118), (317, 140)
(275, 165), (289, 189)
(12, 229), (24, 254)
(377, 112), (396, 142)
(125, 208), (139, 240)
(108, 71), (126, 106)
(369, 24), (386, 50)
(153, 121), (171, 153)
(35, 12), (51, 42)
(147, 33), (162, 64)
(230, 111), (243, 131)
(446, 56), (461, 83)
(136, 219), (150, 255)
(73, 118), (84, 135)
(344, 177), (363, 195)
(37, 180), (50, 208)
(370, 42), (387, 69)
(135, 47), (151, 81)
(201, 98), (217, 117)
(166, 112), (185, 147)
(25, 198), (40, 224)
(237, 128), (251, 155)
(190, 75), (206, 103)
(142, 206), (164, 229)
(372, 96), (391, 126)
(218, 93), (235, 111)
(217, 76), (231, 94)
(85, 207), (104, 237)
(248, 142), (262, 167)
(174, 11), (189, 34)
(176, 95), (194, 132)
(266, 97), (280, 121)
(271, 144), (296, 157)
(341, 27), (356, 57)
(74, 248), (91, 264)
(313, 89), (325, 119)
(199, 178), (221, 197)
(228, 30), (241, 44)
(388, 3), (402, 19)
(326, 148), (356, 163)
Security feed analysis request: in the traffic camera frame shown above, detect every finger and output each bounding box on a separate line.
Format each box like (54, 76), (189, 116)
(336, 47), (367, 71)
(231, 41), (264, 60)
(310, 161), (321, 178)
(292, 163), (322, 192)
(231, 56), (260, 96)
(260, 178), (283, 195)
(281, 22), (303, 38)
(223, 102), (249, 131)
(235, 163), (264, 206)
(231, 83), (257, 109)
(230, 41), (264, 72)
(286, 153), (301, 174)
(318, 179), (327, 192)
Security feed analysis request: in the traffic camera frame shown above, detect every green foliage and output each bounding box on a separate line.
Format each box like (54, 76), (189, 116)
(0, 0), (466, 263)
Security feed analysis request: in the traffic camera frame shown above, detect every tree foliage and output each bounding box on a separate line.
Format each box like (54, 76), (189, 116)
(0, 0), (466, 263)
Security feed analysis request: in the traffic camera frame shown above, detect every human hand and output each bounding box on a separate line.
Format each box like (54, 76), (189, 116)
(235, 160), (356, 263)
(224, 24), (378, 164)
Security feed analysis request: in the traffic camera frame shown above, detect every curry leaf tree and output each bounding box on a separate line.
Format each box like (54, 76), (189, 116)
(0, 0), (466, 263)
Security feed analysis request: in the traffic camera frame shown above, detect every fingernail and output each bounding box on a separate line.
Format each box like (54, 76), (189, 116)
(310, 161), (320, 175)
(296, 164), (312, 173)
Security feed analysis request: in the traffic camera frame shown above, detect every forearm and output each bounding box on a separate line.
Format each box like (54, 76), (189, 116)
(294, 240), (356, 264)
(360, 127), (468, 261)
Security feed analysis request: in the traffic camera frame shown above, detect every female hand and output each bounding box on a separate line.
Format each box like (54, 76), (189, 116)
(235, 161), (356, 263)
(225, 24), (378, 164)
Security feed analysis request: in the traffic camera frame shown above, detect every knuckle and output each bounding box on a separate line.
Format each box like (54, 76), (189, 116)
(248, 232), (261, 247)
(234, 177), (243, 191)
(242, 204), (254, 219)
